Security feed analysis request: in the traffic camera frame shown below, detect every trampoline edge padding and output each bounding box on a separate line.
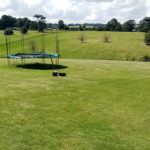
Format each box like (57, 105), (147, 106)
(8, 53), (60, 59)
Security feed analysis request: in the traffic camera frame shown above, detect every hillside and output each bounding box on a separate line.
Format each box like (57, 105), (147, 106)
(0, 31), (150, 60)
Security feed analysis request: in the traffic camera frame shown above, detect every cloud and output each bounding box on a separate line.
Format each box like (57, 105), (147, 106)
(71, 0), (113, 2)
(0, 0), (149, 23)
(93, 0), (147, 23)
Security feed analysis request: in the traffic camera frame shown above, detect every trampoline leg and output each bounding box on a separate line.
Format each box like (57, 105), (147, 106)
(7, 58), (10, 67)
(51, 58), (60, 77)
(50, 58), (55, 71)
(42, 58), (46, 64)
(21, 58), (23, 64)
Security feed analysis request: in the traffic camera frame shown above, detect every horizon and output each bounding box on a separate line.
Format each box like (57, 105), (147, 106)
(0, 14), (144, 25)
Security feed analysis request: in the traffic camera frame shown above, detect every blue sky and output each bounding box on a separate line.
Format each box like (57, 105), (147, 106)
(0, 0), (150, 23)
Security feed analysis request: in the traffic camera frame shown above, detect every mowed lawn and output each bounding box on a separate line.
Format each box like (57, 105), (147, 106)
(0, 58), (150, 150)
(0, 31), (150, 60)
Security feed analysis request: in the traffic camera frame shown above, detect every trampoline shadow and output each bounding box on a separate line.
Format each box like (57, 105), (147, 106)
(16, 63), (68, 70)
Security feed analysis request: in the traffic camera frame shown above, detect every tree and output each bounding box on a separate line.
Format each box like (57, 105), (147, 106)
(97, 26), (105, 31)
(144, 31), (150, 45)
(34, 14), (46, 32)
(34, 14), (41, 22)
(38, 20), (47, 32)
(105, 18), (122, 31)
(4, 28), (13, 35)
(30, 40), (36, 53)
(122, 20), (135, 32)
(20, 27), (27, 54)
(79, 33), (86, 43)
(4, 28), (13, 57)
(58, 20), (65, 30)
(115, 23), (122, 31)
(30, 21), (38, 30)
(39, 16), (46, 32)
(64, 24), (69, 30)
(139, 17), (150, 32)
(82, 24), (86, 30)
(1, 15), (16, 29)
(0, 19), (3, 30)
(16, 17), (30, 29)
(21, 26), (28, 35)
(34, 14), (47, 54)
(79, 24), (84, 31)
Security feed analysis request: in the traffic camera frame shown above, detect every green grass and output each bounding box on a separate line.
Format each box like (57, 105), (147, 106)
(0, 30), (150, 149)
(0, 30), (150, 60)
(0, 59), (150, 149)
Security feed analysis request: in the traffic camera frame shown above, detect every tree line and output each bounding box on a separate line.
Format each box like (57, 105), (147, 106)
(0, 15), (150, 32)
(57, 18), (150, 32)
(104, 18), (150, 32)
(0, 15), (47, 31)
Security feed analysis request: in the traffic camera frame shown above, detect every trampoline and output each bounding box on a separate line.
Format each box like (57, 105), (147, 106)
(5, 27), (66, 76)
(8, 52), (60, 70)
(8, 53), (59, 59)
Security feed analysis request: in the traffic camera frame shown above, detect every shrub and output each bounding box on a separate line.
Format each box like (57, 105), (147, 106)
(4, 28), (14, 35)
(30, 40), (36, 53)
(144, 31), (150, 45)
(103, 34), (111, 43)
(21, 26), (28, 34)
(79, 33), (86, 43)
(140, 55), (150, 62)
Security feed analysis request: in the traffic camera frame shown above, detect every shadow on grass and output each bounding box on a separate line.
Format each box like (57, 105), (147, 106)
(16, 63), (68, 70)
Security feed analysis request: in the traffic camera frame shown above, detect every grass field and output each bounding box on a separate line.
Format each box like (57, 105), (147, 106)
(0, 30), (150, 60)
(0, 58), (150, 149)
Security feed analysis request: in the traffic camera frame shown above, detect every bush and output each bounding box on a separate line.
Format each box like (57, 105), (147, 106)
(103, 35), (111, 43)
(30, 40), (36, 52)
(144, 31), (150, 45)
(140, 55), (150, 62)
(79, 33), (86, 43)
(4, 28), (14, 35)
(21, 26), (28, 34)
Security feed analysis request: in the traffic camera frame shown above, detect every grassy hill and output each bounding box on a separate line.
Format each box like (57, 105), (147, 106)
(0, 30), (150, 60)
(0, 59), (150, 149)
(0, 30), (150, 149)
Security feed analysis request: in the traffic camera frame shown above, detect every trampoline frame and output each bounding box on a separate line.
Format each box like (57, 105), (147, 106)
(8, 52), (60, 70)
(5, 28), (65, 76)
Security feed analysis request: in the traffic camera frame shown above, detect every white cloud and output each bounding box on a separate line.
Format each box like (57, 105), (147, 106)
(0, 0), (149, 23)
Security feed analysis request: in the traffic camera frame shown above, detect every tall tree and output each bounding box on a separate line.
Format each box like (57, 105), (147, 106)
(20, 26), (28, 53)
(30, 21), (38, 30)
(144, 31), (150, 45)
(1, 15), (16, 29)
(79, 24), (84, 31)
(34, 14), (46, 32)
(58, 20), (65, 30)
(122, 20), (135, 32)
(34, 14), (41, 23)
(16, 17), (30, 29)
(105, 18), (122, 31)
(0, 19), (3, 30)
(34, 14), (46, 54)
(138, 17), (150, 32)
(115, 23), (122, 31)
(4, 28), (13, 57)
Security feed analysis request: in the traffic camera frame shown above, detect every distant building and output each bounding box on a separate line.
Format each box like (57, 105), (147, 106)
(68, 25), (80, 30)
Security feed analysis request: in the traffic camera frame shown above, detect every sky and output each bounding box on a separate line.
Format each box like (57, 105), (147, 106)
(0, 0), (150, 23)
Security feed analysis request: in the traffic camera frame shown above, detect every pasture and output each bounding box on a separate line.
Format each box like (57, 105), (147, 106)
(0, 30), (150, 149)
(0, 59), (150, 149)
(0, 31), (150, 60)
